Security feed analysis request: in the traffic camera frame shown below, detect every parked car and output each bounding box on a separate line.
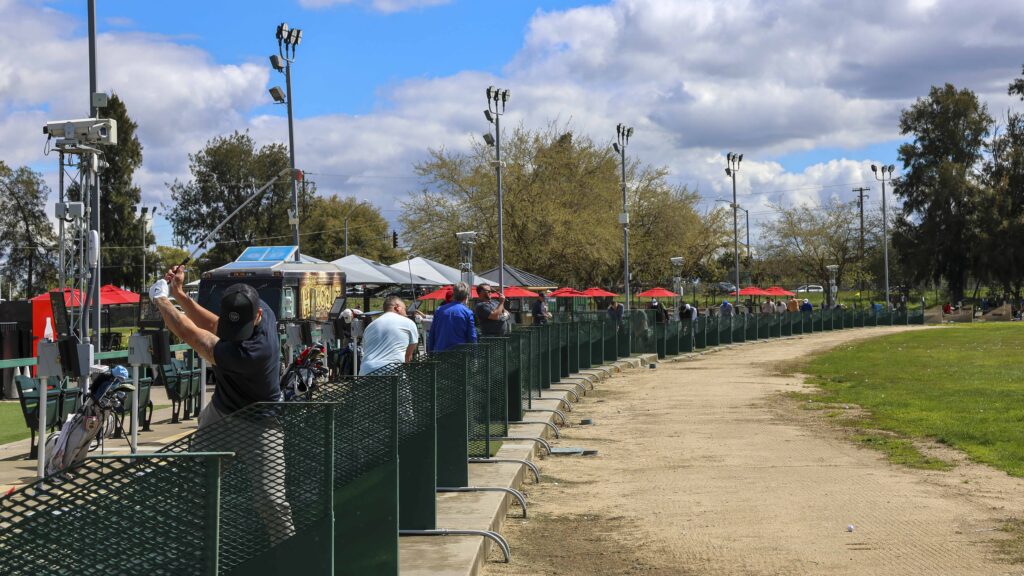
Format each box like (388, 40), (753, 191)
(795, 284), (824, 293)
(713, 282), (737, 294)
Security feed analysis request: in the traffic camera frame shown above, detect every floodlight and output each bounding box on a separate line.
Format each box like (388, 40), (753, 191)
(627, 127), (633, 138)
(887, 164), (895, 173)
(487, 86), (496, 100)
(670, 256), (685, 267)
(269, 55), (285, 72)
(484, 109), (494, 123)
(725, 167), (732, 176)
(277, 23), (289, 40)
(501, 89), (510, 103)
(269, 86), (287, 103)
(727, 152), (733, 162)
(293, 29), (303, 46)
(617, 123), (623, 135)
(870, 164), (878, 173)
(483, 133), (495, 146)
(737, 153), (743, 163)
(613, 142), (620, 153)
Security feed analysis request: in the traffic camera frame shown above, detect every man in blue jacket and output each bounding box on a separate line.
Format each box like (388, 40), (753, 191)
(428, 282), (478, 353)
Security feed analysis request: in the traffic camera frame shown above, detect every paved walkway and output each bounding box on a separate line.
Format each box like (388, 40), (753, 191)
(485, 327), (1024, 576)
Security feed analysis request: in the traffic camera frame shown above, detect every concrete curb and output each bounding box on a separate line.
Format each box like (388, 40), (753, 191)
(397, 355), (647, 576)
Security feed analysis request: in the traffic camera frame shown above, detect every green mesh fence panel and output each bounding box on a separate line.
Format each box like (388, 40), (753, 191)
(539, 326), (552, 389)
(732, 315), (745, 343)
(895, 309), (909, 324)
(666, 321), (680, 356)
(302, 376), (400, 575)
(163, 402), (335, 575)
(426, 349), (472, 488)
(568, 320), (580, 372)
(823, 309), (833, 331)
(502, 335), (524, 422)
(576, 322), (589, 369)
(719, 315), (732, 344)
(558, 322), (571, 377)
(0, 453), (227, 576)
(909, 308), (924, 324)
(617, 318), (630, 357)
(693, 316), (705, 349)
(629, 311), (656, 355)
(479, 338), (509, 439)
(654, 322), (667, 359)
(513, 329), (533, 410)
(781, 312), (793, 336)
(458, 342), (493, 458)
(771, 313), (782, 338)
(531, 327), (543, 399)
(602, 317), (616, 362)
(549, 323), (563, 380)
(680, 319), (694, 352)
(812, 310), (823, 331)
(746, 314), (758, 341)
(364, 362), (436, 531)
(706, 316), (719, 346)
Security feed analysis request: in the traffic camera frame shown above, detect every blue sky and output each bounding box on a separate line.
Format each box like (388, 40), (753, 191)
(5, 0), (1024, 248)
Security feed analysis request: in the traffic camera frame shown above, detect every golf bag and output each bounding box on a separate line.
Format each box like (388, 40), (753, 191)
(282, 343), (328, 401)
(44, 367), (135, 476)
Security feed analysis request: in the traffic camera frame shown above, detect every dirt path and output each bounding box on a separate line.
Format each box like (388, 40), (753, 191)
(484, 327), (1024, 576)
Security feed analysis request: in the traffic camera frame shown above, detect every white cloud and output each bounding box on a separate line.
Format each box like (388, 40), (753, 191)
(5, 0), (1024, 249)
(296, 0), (451, 12)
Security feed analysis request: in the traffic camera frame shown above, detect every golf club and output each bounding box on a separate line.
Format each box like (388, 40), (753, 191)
(179, 167), (293, 266)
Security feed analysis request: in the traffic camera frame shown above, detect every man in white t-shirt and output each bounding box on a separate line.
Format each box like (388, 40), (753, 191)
(359, 295), (419, 375)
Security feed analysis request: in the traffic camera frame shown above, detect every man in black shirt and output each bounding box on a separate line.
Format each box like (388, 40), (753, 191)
(475, 283), (510, 336)
(149, 266), (294, 542)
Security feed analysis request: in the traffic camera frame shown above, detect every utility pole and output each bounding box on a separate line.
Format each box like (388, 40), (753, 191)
(725, 153), (743, 303)
(484, 86), (510, 292)
(87, 0), (101, 353)
(614, 124), (634, 311)
(853, 187), (870, 303)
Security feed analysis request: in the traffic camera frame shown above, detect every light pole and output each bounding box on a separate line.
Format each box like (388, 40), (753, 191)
(826, 264), (839, 308)
(725, 153), (743, 304)
(456, 231), (478, 287)
(613, 123), (634, 311)
(483, 86), (510, 292)
(871, 163), (895, 309)
(270, 22), (303, 260)
(139, 206), (154, 293)
(671, 256), (684, 319)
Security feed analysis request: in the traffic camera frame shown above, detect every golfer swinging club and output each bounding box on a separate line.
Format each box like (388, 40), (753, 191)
(149, 265), (295, 542)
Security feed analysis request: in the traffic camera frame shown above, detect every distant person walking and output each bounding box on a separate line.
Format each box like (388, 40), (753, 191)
(359, 295), (419, 375)
(532, 292), (552, 326)
(787, 297), (799, 313)
(800, 299), (813, 312)
(427, 282), (477, 353)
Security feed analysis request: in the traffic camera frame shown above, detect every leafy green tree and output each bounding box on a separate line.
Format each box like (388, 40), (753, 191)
(758, 199), (863, 295)
(892, 84), (992, 302)
(166, 131), (313, 270)
(979, 110), (1024, 301)
(400, 124), (727, 288)
(300, 195), (401, 263)
(0, 163), (58, 296)
(68, 94), (152, 288)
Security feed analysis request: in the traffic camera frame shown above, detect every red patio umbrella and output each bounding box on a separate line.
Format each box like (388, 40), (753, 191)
(730, 286), (770, 296)
(548, 287), (588, 298)
(636, 287), (678, 298)
(763, 286), (796, 297)
(581, 287), (619, 297)
(502, 286), (540, 298)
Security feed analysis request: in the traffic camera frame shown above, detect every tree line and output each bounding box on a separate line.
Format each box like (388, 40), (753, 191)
(4, 71), (1024, 303)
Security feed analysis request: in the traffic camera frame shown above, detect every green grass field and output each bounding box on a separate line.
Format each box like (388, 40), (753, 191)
(797, 324), (1024, 475)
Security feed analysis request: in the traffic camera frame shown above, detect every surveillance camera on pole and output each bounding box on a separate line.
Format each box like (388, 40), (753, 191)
(43, 118), (118, 147)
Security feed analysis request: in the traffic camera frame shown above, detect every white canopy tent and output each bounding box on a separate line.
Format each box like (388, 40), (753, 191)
(389, 256), (482, 286)
(331, 254), (442, 286)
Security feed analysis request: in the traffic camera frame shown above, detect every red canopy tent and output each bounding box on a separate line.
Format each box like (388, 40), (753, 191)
(581, 287), (619, 297)
(764, 286), (796, 297)
(29, 285), (140, 357)
(502, 286), (539, 298)
(636, 287), (678, 298)
(100, 284), (140, 305)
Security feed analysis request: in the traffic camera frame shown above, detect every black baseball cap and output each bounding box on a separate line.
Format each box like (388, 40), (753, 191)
(218, 283), (260, 342)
